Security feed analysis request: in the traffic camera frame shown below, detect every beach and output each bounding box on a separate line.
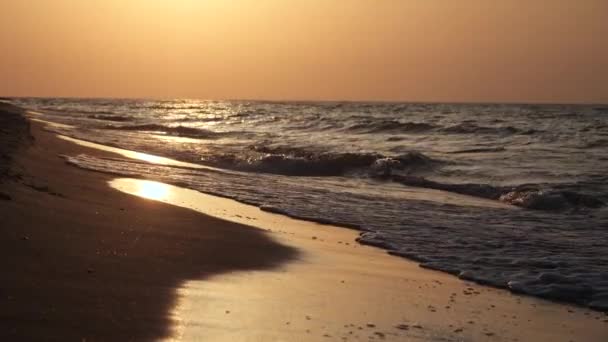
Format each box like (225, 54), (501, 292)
(1, 105), (607, 341)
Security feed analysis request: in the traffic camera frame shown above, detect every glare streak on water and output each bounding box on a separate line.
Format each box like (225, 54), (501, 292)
(12, 98), (608, 311)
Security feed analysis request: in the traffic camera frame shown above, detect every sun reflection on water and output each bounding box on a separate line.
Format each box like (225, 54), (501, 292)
(132, 152), (170, 165)
(137, 180), (171, 200)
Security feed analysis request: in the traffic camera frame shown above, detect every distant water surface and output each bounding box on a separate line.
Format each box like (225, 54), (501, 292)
(13, 98), (608, 311)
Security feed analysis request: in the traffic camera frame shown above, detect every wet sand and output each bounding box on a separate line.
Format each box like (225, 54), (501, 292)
(1, 108), (607, 341)
(113, 179), (608, 342)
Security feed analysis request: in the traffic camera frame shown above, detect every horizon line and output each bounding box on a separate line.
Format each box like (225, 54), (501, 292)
(2, 95), (607, 107)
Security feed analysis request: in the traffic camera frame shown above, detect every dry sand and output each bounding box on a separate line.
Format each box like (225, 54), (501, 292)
(1, 109), (607, 341)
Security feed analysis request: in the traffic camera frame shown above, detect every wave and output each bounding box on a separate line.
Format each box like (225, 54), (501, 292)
(582, 139), (608, 149)
(145, 104), (219, 111)
(346, 120), (436, 133)
(87, 114), (132, 122)
(203, 146), (442, 177)
(380, 175), (605, 211)
(344, 120), (538, 137)
(448, 147), (507, 154)
(76, 109), (118, 115)
(382, 175), (504, 200)
(173, 116), (224, 123)
(38, 106), (119, 116)
(499, 188), (605, 210)
(440, 123), (537, 135)
(103, 123), (229, 139)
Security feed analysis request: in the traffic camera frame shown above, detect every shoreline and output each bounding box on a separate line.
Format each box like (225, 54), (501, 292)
(1, 111), (298, 341)
(1, 108), (607, 340)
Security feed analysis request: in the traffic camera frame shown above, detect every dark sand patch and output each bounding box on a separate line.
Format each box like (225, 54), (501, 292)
(0, 102), (31, 182)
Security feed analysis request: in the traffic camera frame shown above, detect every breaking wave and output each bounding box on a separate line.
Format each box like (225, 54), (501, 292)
(103, 123), (232, 139)
(379, 175), (605, 211)
(204, 147), (442, 177)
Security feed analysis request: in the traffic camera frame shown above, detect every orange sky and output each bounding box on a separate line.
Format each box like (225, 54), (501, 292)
(1, 0), (607, 103)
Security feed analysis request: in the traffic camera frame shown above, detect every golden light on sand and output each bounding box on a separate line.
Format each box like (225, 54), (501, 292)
(136, 180), (171, 200)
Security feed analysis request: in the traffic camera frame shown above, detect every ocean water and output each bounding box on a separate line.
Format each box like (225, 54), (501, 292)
(12, 98), (608, 311)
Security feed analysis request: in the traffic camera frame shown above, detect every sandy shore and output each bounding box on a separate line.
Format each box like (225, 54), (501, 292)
(1, 108), (607, 341)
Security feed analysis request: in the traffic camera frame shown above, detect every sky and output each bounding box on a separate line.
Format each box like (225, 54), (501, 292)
(1, 0), (607, 103)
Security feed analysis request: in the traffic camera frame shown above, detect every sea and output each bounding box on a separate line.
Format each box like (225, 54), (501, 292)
(10, 98), (608, 311)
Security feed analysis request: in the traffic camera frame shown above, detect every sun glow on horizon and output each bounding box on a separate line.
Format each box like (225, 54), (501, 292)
(1, 0), (607, 103)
